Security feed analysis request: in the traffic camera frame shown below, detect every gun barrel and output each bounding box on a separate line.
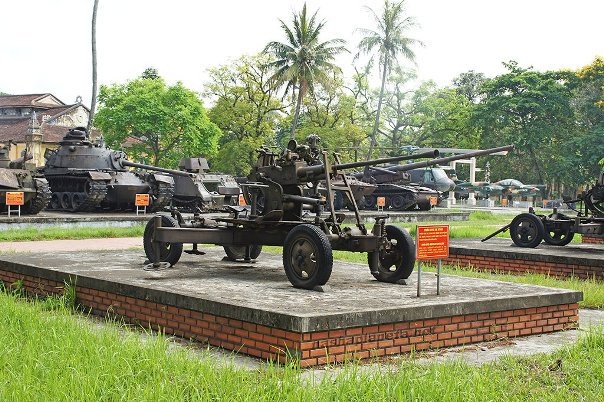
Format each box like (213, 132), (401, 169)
(298, 150), (439, 178)
(393, 145), (514, 172)
(121, 160), (191, 177)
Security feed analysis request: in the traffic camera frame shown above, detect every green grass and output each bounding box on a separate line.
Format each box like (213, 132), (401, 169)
(0, 225), (145, 242)
(0, 289), (603, 401)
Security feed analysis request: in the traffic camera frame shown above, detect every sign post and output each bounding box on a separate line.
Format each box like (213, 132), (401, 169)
(376, 196), (385, 211)
(415, 224), (449, 297)
(6, 191), (24, 217)
(135, 193), (150, 215)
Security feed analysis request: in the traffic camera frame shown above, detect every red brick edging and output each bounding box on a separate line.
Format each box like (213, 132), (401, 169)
(582, 235), (604, 244)
(0, 268), (579, 367)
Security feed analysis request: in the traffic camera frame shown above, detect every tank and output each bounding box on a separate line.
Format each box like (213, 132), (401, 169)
(0, 143), (51, 215)
(170, 157), (241, 212)
(42, 127), (188, 212)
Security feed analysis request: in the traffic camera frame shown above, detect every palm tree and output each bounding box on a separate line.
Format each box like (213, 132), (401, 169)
(356, 0), (422, 160)
(264, 3), (347, 140)
(88, 0), (100, 132)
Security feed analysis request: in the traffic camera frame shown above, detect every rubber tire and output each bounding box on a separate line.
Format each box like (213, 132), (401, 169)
(368, 225), (416, 282)
(283, 224), (333, 289)
(543, 219), (574, 246)
(223, 245), (263, 261)
(510, 213), (545, 248)
(143, 215), (183, 266)
(390, 195), (405, 210)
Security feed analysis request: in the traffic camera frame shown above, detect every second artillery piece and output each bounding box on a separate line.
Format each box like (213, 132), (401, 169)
(43, 127), (190, 212)
(352, 145), (515, 211)
(143, 135), (427, 290)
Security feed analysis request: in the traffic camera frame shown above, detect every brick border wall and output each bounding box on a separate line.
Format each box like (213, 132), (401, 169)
(443, 253), (602, 280)
(582, 235), (604, 244)
(0, 268), (579, 367)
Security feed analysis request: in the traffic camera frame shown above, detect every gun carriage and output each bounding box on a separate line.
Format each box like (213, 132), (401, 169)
(483, 172), (604, 247)
(144, 135), (427, 289)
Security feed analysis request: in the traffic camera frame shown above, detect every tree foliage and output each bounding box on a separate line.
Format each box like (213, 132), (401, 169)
(263, 3), (347, 140)
(94, 72), (221, 168)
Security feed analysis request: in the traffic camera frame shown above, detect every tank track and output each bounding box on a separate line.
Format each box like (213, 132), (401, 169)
(46, 176), (108, 212)
(148, 179), (175, 212)
(171, 196), (206, 213)
(22, 178), (52, 215)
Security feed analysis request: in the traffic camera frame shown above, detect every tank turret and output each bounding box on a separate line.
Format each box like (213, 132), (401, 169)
(42, 127), (185, 212)
(0, 142), (51, 215)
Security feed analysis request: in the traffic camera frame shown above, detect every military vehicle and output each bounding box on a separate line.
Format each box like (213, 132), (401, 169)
(351, 146), (514, 211)
(0, 142), (51, 215)
(170, 157), (240, 212)
(143, 134), (427, 290)
(43, 127), (189, 212)
(483, 172), (604, 247)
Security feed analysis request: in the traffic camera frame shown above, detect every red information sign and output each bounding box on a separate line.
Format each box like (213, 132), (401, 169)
(416, 225), (449, 260)
(238, 193), (247, 206)
(135, 193), (150, 206)
(6, 191), (24, 206)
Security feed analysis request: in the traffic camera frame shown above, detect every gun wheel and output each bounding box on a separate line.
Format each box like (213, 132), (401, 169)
(143, 215), (183, 266)
(283, 224), (333, 289)
(223, 245), (263, 261)
(543, 218), (574, 246)
(510, 213), (544, 248)
(368, 225), (416, 282)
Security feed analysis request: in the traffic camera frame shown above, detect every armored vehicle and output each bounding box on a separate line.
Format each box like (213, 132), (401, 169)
(353, 146), (514, 211)
(0, 143), (51, 215)
(43, 127), (188, 212)
(171, 157), (240, 212)
(143, 135), (429, 290)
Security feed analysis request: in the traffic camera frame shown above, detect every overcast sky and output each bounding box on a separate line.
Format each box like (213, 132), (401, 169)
(1, 0), (602, 107)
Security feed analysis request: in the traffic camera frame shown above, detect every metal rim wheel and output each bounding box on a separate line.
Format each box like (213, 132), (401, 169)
(60, 193), (72, 210)
(390, 195), (405, 210)
(223, 245), (263, 261)
(368, 225), (416, 282)
(50, 193), (61, 209)
(543, 219), (574, 246)
(143, 215), (183, 266)
(71, 193), (85, 211)
(509, 213), (545, 248)
(283, 224), (333, 289)
(363, 195), (377, 210)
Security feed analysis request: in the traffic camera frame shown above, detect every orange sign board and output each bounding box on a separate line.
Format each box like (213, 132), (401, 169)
(6, 191), (24, 206)
(376, 197), (386, 207)
(238, 193), (247, 206)
(429, 196), (438, 206)
(416, 225), (449, 260)
(135, 193), (150, 206)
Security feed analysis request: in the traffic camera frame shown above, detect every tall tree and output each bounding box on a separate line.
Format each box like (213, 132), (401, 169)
(87, 0), (99, 132)
(355, 0), (422, 160)
(94, 71), (221, 168)
(263, 3), (347, 140)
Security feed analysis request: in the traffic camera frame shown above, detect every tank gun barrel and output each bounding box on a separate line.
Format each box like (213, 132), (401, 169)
(352, 145), (514, 179)
(298, 150), (439, 178)
(121, 160), (191, 177)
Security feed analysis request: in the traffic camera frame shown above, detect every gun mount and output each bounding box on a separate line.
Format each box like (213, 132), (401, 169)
(482, 171), (604, 247)
(0, 142), (51, 215)
(43, 127), (186, 212)
(143, 134), (422, 290)
(353, 145), (514, 211)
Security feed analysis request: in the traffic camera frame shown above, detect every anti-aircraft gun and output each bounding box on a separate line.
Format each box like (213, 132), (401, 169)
(170, 157), (240, 212)
(352, 145), (515, 211)
(143, 134), (430, 290)
(0, 142), (51, 215)
(483, 171), (604, 247)
(42, 127), (190, 212)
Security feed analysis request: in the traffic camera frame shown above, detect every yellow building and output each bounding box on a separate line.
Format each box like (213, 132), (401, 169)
(0, 93), (94, 166)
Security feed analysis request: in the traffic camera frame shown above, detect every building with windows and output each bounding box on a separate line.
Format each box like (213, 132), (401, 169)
(0, 93), (92, 166)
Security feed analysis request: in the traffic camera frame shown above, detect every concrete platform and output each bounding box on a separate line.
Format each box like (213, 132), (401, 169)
(445, 238), (604, 279)
(0, 247), (581, 367)
(0, 209), (470, 230)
